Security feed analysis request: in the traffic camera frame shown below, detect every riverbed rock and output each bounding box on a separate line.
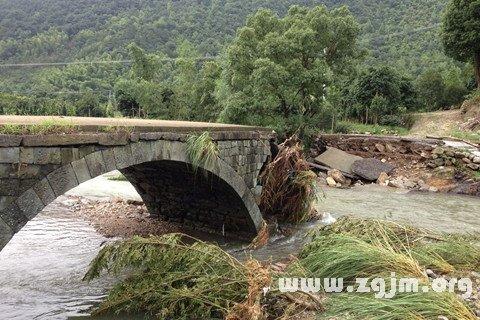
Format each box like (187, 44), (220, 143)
(375, 143), (385, 153)
(314, 147), (362, 175)
(467, 163), (480, 171)
(463, 157), (472, 164)
(351, 158), (395, 181)
(432, 147), (445, 156)
(473, 156), (480, 164)
(328, 169), (347, 185)
(377, 172), (389, 185)
(326, 177), (337, 187)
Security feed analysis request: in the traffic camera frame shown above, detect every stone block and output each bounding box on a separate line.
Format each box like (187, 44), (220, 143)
(0, 217), (13, 250)
(101, 149), (117, 172)
(98, 131), (130, 146)
(16, 189), (44, 219)
(169, 142), (187, 162)
(85, 151), (107, 178)
(71, 158), (92, 184)
(0, 179), (19, 196)
(60, 148), (80, 164)
(113, 145), (134, 169)
(47, 165), (79, 197)
(0, 196), (14, 210)
(78, 145), (97, 159)
(0, 203), (28, 232)
(0, 147), (19, 163)
(0, 164), (16, 178)
(33, 178), (56, 206)
(151, 140), (166, 160)
(0, 135), (22, 147)
(131, 142), (153, 164)
(22, 134), (99, 147)
(20, 147), (62, 165)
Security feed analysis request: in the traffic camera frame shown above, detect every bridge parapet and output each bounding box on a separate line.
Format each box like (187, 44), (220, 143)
(0, 128), (273, 251)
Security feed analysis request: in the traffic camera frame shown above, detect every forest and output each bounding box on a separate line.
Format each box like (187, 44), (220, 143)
(0, 0), (477, 137)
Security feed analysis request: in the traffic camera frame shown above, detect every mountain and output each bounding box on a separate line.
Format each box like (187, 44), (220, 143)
(0, 0), (459, 92)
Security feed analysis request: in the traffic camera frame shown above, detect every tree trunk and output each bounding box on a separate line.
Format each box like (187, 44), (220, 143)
(475, 51), (480, 89)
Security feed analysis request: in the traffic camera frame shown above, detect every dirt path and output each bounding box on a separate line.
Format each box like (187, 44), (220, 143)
(409, 109), (464, 137)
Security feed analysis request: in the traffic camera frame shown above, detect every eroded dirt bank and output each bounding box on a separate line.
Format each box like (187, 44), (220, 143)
(311, 134), (480, 197)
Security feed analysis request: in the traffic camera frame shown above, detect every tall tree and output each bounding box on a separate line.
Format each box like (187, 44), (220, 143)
(442, 0), (480, 88)
(219, 5), (360, 136)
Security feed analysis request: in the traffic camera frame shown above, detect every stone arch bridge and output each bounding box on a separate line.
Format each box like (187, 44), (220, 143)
(0, 116), (274, 251)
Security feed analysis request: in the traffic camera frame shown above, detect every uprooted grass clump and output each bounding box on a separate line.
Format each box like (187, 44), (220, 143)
(319, 291), (477, 320)
(84, 234), (321, 320)
(307, 216), (480, 274)
(292, 216), (479, 319)
(186, 131), (219, 173)
(259, 136), (318, 223)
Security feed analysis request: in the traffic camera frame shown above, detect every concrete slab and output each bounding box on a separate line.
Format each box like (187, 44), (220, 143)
(314, 147), (362, 174)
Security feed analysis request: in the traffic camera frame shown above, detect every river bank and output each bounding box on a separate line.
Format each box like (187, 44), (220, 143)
(1, 172), (480, 319)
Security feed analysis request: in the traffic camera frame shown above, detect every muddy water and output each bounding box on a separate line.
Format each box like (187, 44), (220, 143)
(0, 175), (479, 319)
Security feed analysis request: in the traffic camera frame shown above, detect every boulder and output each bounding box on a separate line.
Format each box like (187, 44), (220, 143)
(375, 143), (386, 153)
(377, 172), (389, 185)
(473, 156), (480, 164)
(328, 169), (347, 185)
(351, 158), (395, 181)
(326, 177), (337, 187)
(314, 147), (363, 175)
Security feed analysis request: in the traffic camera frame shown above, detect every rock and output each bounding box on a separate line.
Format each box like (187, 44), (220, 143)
(328, 169), (347, 185)
(429, 186), (439, 192)
(462, 157), (472, 164)
(445, 150), (455, 157)
(467, 163), (480, 171)
(420, 151), (430, 159)
(432, 147), (445, 155)
(473, 156), (480, 164)
(385, 143), (395, 153)
(314, 147), (363, 175)
(377, 172), (389, 185)
(437, 316), (448, 320)
(432, 158), (445, 167)
(398, 146), (408, 154)
(326, 177), (337, 187)
(426, 269), (437, 278)
(388, 178), (404, 189)
(375, 143), (386, 153)
(351, 158), (395, 181)
(403, 179), (417, 189)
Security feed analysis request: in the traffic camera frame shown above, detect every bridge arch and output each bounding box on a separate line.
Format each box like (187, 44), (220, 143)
(0, 139), (268, 251)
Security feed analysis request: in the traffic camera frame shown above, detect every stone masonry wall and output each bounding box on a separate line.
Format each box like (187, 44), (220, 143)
(0, 130), (273, 249)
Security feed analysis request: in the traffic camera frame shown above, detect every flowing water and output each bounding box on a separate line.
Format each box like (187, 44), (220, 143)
(1, 175), (479, 319)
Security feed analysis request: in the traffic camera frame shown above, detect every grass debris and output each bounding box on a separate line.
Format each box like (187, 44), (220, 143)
(84, 234), (321, 320)
(186, 131), (219, 173)
(320, 291), (477, 320)
(298, 233), (426, 281)
(259, 136), (318, 223)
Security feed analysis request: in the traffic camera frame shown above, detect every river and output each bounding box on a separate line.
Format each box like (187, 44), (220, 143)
(0, 174), (479, 319)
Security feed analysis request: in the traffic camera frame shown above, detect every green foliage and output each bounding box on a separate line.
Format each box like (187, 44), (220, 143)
(219, 5), (360, 137)
(343, 66), (419, 125)
(334, 121), (410, 136)
(416, 69), (468, 110)
(84, 234), (249, 319)
(0, 119), (78, 135)
(320, 291), (477, 320)
(297, 216), (478, 319)
(186, 132), (219, 173)
(442, 0), (480, 87)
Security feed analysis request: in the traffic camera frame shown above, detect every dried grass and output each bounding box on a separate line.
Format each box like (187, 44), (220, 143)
(259, 136), (318, 223)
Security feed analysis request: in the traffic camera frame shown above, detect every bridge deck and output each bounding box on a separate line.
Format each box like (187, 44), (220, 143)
(0, 115), (270, 133)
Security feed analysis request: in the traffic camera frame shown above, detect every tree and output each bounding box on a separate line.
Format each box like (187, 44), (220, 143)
(442, 0), (480, 88)
(219, 5), (360, 137)
(344, 66), (419, 124)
